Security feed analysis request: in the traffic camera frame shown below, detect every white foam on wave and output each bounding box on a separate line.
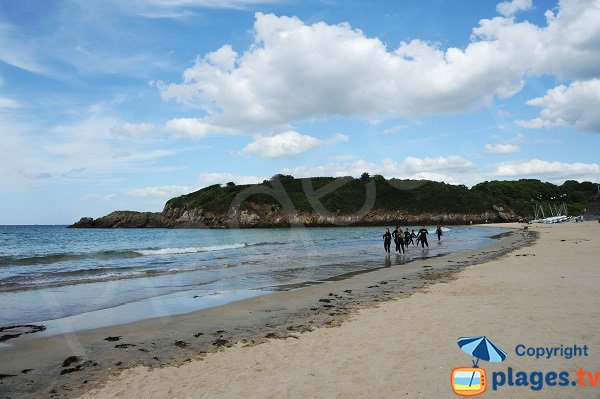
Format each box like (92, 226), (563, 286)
(138, 243), (246, 256)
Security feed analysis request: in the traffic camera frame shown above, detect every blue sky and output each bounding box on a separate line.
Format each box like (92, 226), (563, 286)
(0, 0), (598, 224)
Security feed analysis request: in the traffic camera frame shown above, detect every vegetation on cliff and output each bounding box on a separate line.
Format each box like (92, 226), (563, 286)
(471, 179), (598, 216)
(165, 175), (596, 218)
(70, 176), (598, 228)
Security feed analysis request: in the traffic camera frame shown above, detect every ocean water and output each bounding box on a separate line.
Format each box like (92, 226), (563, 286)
(0, 225), (508, 329)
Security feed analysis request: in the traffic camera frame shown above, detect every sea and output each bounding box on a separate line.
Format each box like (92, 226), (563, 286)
(0, 225), (509, 334)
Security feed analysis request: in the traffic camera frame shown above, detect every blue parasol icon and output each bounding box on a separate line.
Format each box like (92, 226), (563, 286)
(457, 336), (507, 388)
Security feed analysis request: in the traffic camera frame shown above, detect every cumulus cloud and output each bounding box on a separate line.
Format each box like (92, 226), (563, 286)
(127, 185), (194, 198)
(496, 0), (533, 17)
(484, 143), (521, 154)
(158, 2), (600, 134)
(165, 118), (215, 139)
(474, 1), (600, 80)
(495, 159), (600, 181)
(516, 79), (600, 133)
(239, 131), (348, 159)
(281, 155), (477, 184)
(198, 172), (266, 186)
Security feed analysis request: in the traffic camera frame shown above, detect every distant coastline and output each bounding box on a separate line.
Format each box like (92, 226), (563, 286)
(69, 176), (599, 228)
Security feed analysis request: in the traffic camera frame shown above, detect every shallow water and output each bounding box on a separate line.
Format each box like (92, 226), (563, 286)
(0, 225), (508, 327)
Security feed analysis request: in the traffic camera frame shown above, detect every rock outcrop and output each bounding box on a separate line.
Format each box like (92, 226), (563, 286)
(73, 176), (582, 229)
(70, 204), (517, 229)
(68, 211), (166, 228)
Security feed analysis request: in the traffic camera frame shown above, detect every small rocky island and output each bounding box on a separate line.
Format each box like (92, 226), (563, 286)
(69, 175), (597, 228)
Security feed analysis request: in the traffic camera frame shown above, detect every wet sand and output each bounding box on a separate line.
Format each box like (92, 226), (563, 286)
(0, 227), (536, 398)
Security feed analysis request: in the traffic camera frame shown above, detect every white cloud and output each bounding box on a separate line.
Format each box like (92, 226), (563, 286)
(0, 21), (48, 75)
(495, 159), (600, 181)
(402, 156), (476, 172)
(0, 97), (20, 108)
(497, 109), (512, 118)
(329, 155), (355, 162)
(111, 122), (157, 137)
(198, 172), (266, 186)
(484, 143), (521, 154)
(0, 74), (21, 108)
(158, 2), (600, 133)
(496, 0), (532, 17)
(239, 131), (348, 159)
(124, 0), (281, 18)
(165, 117), (235, 139)
(111, 149), (175, 162)
(383, 124), (409, 135)
(513, 132), (525, 142)
(474, 1), (600, 80)
(516, 79), (600, 133)
(0, 104), (181, 191)
(127, 185), (194, 198)
(281, 155), (477, 184)
(148, 0), (277, 6)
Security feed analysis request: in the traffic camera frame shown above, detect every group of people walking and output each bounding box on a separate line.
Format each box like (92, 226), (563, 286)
(382, 225), (443, 254)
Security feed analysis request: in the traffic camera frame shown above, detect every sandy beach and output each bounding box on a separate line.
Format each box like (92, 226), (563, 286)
(69, 222), (598, 398)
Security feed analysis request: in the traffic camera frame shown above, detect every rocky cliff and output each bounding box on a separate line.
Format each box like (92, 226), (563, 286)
(69, 211), (166, 228)
(69, 203), (518, 229)
(70, 175), (595, 229)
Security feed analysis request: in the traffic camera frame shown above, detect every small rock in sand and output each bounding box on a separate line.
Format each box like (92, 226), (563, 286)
(62, 356), (82, 368)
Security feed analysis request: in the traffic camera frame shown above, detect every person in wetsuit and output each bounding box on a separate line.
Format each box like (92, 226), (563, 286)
(411, 229), (418, 246)
(418, 225), (429, 248)
(392, 226), (405, 254)
(383, 228), (392, 254)
(436, 226), (443, 241)
(404, 228), (411, 247)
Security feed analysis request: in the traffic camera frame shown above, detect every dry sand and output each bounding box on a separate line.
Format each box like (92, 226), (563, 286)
(77, 222), (600, 398)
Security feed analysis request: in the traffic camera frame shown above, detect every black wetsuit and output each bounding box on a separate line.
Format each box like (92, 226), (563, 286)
(392, 229), (405, 254)
(418, 228), (429, 248)
(383, 231), (392, 253)
(436, 227), (443, 241)
(404, 230), (411, 247)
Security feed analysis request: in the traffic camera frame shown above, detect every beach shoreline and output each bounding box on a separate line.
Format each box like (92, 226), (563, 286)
(0, 226), (536, 398)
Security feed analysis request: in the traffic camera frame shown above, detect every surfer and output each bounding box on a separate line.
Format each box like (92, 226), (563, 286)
(417, 225), (429, 248)
(392, 226), (405, 254)
(436, 225), (443, 241)
(404, 228), (411, 247)
(383, 228), (392, 254)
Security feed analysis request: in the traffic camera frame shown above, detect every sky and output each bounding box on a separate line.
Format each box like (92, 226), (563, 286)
(0, 0), (599, 224)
